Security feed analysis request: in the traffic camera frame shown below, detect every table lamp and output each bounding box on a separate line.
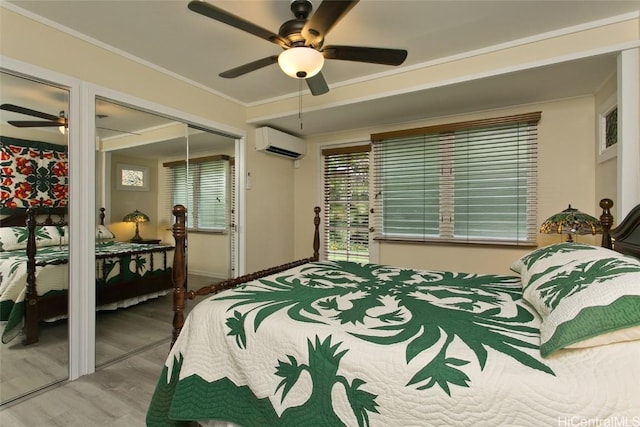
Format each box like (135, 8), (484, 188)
(539, 204), (602, 242)
(122, 209), (150, 242)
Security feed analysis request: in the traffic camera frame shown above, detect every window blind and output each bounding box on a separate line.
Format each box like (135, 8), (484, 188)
(164, 155), (230, 232)
(372, 112), (540, 245)
(322, 145), (371, 262)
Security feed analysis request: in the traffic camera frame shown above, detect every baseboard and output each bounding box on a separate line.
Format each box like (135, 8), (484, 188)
(187, 269), (228, 281)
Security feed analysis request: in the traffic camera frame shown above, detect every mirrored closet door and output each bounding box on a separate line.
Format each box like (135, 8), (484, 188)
(94, 97), (237, 367)
(0, 71), (70, 404)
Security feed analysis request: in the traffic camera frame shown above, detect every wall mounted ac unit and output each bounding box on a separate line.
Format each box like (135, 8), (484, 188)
(255, 126), (306, 159)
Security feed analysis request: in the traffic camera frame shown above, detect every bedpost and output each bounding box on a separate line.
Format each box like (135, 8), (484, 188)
(23, 208), (39, 345)
(313, 206), (321, 261)
(600, 198), (614, 249)
(171, 204), (187, 348)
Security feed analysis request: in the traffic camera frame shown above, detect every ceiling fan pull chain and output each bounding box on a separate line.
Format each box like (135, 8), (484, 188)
(299, 79), (303, 131)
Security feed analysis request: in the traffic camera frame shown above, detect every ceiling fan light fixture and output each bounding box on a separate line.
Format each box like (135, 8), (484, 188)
(278, 47), (324, 79)
(58, 111), (66, 135)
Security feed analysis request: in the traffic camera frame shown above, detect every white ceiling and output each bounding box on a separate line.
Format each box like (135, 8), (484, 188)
(2, 0), (640, 138)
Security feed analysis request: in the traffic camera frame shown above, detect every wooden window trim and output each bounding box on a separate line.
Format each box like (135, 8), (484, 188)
(371, 112), (541, 142)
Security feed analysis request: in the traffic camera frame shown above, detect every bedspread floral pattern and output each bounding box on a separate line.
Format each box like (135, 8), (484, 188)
(221, 261), (554, 396)
(1, 136), (68, 211)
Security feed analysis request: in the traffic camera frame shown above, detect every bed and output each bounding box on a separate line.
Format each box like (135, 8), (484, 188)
(147, 199), (640, 426)
(0, 207), (174, 345)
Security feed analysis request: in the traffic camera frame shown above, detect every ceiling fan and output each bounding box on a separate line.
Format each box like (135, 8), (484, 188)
(188, 0), (407, 96)
(1, 103), (140, 135)
(1, 104), (67, 129)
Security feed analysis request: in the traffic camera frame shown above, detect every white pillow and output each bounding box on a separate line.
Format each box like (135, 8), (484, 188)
(0, 225), (66, 251)
(96, 224), (115, 240)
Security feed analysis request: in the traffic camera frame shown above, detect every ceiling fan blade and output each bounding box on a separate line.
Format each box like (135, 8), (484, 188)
(8, 120), (63, 128)
(219, 55), (279, 78)
(188, 1), (289, 48)
(323, 45), (407, 66)
(302, 0), (358, 47)
(306, 72), (329, 96)
(1, 103), (61, 121)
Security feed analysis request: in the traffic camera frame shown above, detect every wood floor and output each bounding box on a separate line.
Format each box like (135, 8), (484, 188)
(0, 291), (177, 403)
(0, 275), (214, 425)
(0, 340), (170, 426)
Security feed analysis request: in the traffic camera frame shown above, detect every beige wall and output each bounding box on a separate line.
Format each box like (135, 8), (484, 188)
(294, 96), (602, 275)
(107, 153), (159, 242)
(245, 144), (296, 271)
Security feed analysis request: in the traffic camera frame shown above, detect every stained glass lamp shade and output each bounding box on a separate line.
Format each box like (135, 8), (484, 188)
(539, 204), (603, 242)
(122, 209), (150, 242)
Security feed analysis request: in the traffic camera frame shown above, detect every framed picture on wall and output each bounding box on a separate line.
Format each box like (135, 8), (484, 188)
(598, 93), (618, 163)
(116, 163), (149, 191)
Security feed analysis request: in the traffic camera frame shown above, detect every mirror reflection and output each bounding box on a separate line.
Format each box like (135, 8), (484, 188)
(0, 71), (70, 404)
(0, 71), (239, 402)
(94, 98), (236, 367)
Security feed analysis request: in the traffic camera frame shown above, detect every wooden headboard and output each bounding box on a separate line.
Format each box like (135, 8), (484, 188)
(0, 207), (109, 228)
(0, 207), (67, 227)
(610, 202), (640, 259)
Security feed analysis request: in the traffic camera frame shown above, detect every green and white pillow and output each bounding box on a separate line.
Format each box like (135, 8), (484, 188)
(0, 225), (66, 251)
(514, 243), (640, 357)
(510, 242), (625, 279)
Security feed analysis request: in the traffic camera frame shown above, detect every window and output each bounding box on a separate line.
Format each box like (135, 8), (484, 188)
(322, 145), (370, 262)
(164, 155), (230, 232)
(371, 112), (540, 245)
(597, 93), (617, 162)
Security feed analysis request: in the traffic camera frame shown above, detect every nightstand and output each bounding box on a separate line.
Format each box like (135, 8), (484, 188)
(133, 239), (161, 244)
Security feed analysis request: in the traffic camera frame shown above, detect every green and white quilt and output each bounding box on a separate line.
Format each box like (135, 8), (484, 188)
(147, 260), (640, 426)
(0, 240), (173, 343)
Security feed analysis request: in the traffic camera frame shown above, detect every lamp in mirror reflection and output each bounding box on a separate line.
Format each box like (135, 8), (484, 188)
(539, 204), (603, 242)
(122, 209), (150, 242)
